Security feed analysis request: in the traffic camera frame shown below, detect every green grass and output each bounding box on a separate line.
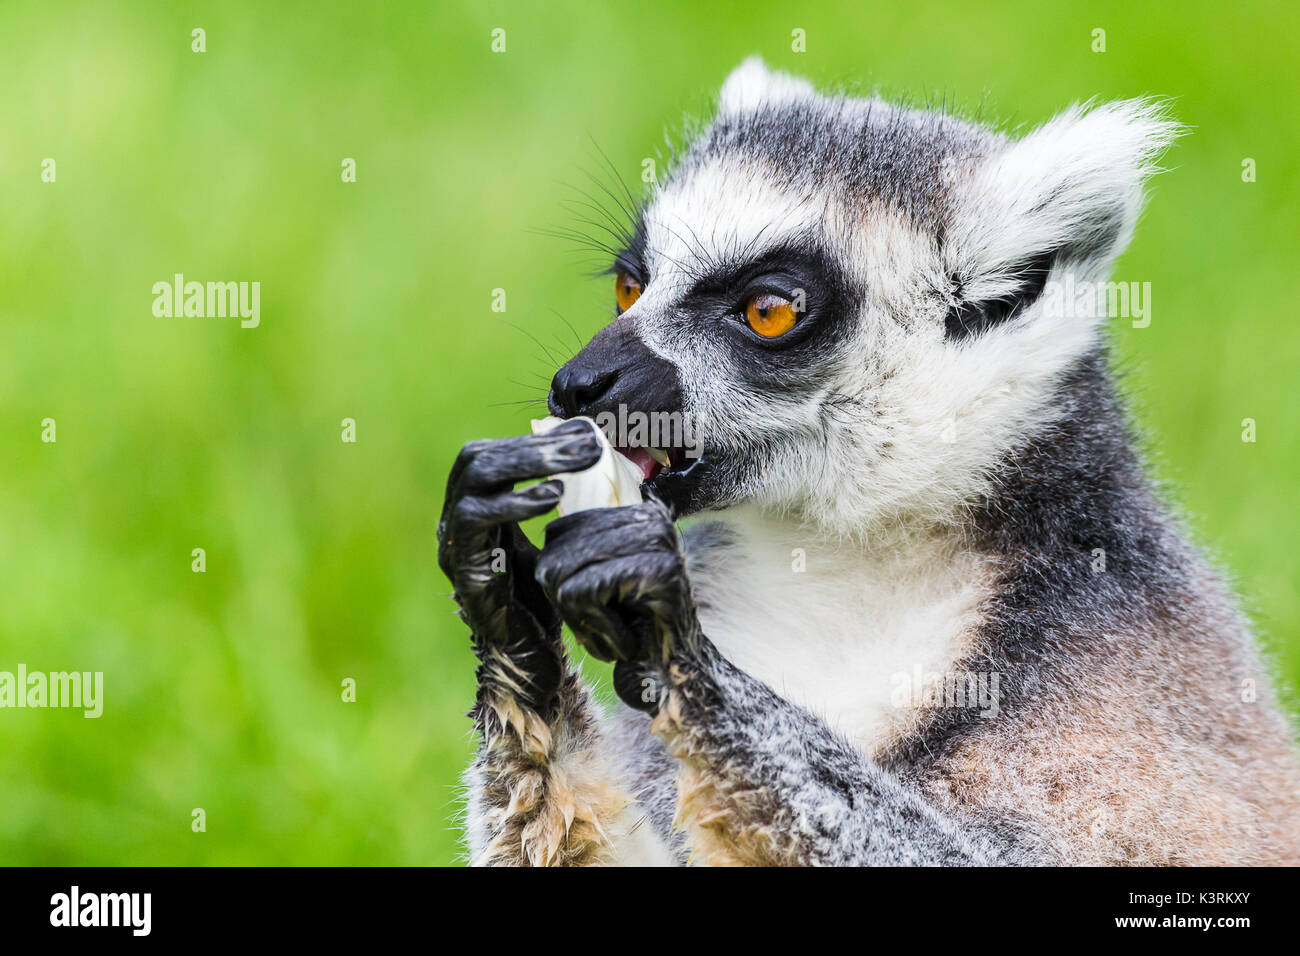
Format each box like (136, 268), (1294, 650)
(1, 0), (1296, 864)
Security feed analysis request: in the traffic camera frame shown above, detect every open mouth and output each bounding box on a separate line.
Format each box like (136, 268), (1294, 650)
(621, 442), (712, 520)
(531, 414), (711, 518)
(613, 444), (686, 482)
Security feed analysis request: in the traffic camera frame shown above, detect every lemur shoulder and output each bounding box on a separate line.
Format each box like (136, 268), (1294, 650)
(438, 58), (1300, 865)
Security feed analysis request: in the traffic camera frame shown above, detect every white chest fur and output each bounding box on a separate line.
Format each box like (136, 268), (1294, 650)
(685, 507), (994, 756)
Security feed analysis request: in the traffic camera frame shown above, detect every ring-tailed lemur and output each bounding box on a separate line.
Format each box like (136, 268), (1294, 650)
(438, 58), (1300, 865)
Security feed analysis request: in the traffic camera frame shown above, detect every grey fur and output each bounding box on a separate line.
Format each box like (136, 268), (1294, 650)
(442, 62), (1300, 866)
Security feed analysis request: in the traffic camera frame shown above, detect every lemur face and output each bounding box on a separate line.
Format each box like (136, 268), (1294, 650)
(549, 59), (1176, 532)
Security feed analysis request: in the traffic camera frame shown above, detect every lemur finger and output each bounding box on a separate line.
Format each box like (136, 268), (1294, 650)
(438, 481), (562, 584)
(536, 500), (679, 589)
(612, 659), (659, 713)
(543, 498), (678, 547)
(570, 620), (635, 665)
(452, 481), (563, 534)
(445, 421), (601, 502)
(548, 558), (641, 661)
(544, 552), (684, 662)
(436, 424), (596, 576)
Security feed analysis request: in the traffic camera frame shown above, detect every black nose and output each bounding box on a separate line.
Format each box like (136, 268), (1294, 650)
(549, 365), (617, 418)
(547, 316), (684, 421)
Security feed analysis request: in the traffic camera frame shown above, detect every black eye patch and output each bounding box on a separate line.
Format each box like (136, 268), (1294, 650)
(685, 244), (831, 303)
(679, 244), (859, 388)
(679, 243), (858, 350)
(945, 250), (1056, 340)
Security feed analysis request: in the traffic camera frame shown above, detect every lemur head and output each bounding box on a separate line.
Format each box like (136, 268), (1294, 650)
(549, 58), (1179, 534)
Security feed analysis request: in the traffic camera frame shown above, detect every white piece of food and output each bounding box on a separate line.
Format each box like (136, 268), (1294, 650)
(530, 416), (644, 515)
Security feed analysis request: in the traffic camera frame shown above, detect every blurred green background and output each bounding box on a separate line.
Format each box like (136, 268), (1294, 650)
(1, 0), (1296, 865)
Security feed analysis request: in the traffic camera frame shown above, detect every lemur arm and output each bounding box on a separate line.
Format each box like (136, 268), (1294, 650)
(464, 665), (669, 866)
(535, 500), (1022, 866)
(440, 424), (669, 866)
(647, 639), (1005, 865)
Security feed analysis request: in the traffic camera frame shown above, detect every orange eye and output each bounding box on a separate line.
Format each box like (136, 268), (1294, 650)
(615, 271), (643, 312)
(745, 293), (798, 338)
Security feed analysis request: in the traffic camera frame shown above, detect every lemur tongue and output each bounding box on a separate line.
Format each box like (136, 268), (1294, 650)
(618, 446), (663, 481)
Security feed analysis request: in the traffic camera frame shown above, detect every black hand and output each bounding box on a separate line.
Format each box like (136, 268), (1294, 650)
(534, 498), (700, 713)
(437, 420), (602, 718)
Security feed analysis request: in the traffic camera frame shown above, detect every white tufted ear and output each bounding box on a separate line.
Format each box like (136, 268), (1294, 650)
(949, 99), (1183, 283)
(718, 56), (817, 115)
